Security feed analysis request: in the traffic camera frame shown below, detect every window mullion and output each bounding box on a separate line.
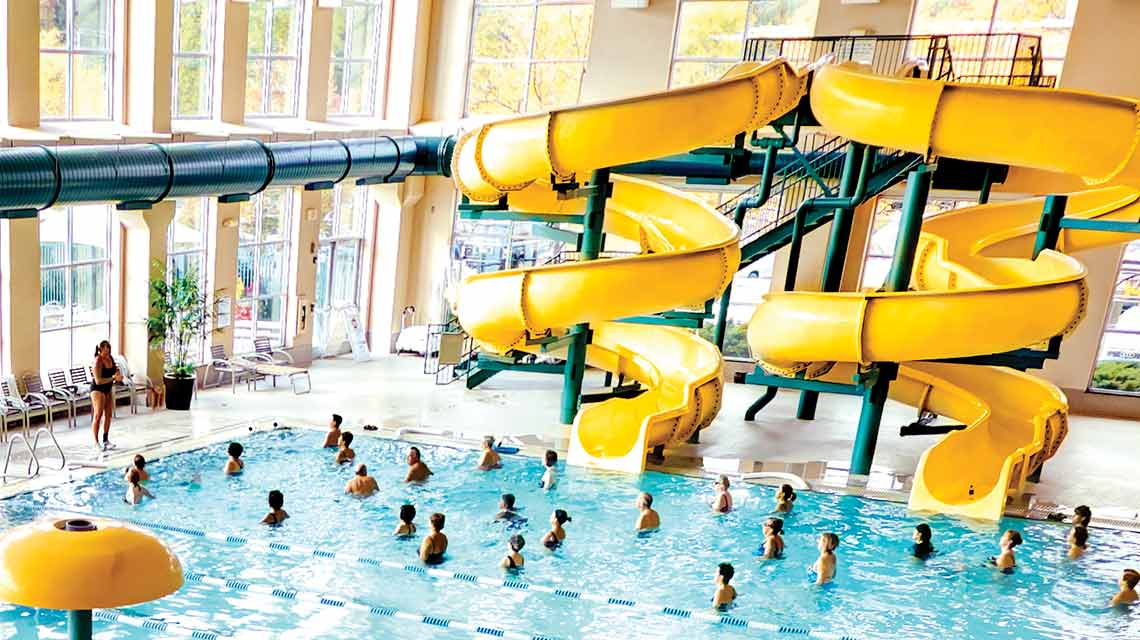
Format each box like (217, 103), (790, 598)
(522, 5), (539, 112)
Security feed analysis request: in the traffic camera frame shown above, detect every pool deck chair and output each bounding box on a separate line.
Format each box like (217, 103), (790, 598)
(47, 369), (91, 417)
(0, 382), (28, 440)
(113, 355), (154, 415)
(206, 345), (245, 393)
(251, 336), (294, 366)
(1, 377), (45, 435)
(20, 373), (75, 430)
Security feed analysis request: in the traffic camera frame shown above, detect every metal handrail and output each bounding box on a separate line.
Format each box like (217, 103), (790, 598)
(1, 432), (39, 480)
(31, 427), (66, 471)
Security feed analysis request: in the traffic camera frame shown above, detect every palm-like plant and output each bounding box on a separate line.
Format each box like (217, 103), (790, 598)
(147, 262), (211, 378)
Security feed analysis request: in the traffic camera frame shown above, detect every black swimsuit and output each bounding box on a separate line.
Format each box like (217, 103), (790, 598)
(92, 362), (117, 394)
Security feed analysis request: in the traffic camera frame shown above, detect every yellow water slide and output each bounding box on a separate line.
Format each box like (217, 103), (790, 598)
(748, 64), (1140, 520)
(452, 61), (808, 472)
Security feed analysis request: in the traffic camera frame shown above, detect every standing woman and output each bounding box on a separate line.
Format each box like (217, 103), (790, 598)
(90, 340), (122, 452)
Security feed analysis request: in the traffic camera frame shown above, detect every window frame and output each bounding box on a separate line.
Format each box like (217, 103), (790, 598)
(166, 198), (212, 364)
(39, 0), (116, 121)
(171, 0), (216, 119)
(462, 0), (594, 116)
(1087, 241), (1140, 396)
(39, 205), (113, 372)
(235, 189), (293, 351)
(245, 0), (306, 118)
(328, 0), (387, 117)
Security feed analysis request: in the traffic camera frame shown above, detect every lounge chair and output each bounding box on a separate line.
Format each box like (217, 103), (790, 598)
(113, 355), (155, 415)
(48, 369), (91, 416)
(205, 344), (245, 393)
(251, 336), (293, 365)
(0, 380), (28, 440)
(1, 377), (46, 434)
(21, 372), (75, 429)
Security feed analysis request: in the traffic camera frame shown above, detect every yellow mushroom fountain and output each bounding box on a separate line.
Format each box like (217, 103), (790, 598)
(0, 517), (183, 640)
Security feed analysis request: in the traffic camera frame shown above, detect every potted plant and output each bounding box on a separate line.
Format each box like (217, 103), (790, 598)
(147, 263), (211, 410)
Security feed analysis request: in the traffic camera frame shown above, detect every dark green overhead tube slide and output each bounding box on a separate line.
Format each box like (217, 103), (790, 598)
(0, 135), (454, 217)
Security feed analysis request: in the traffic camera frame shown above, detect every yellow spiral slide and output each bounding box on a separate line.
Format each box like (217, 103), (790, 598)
(749, 65), (1140, 520)
(452, 60), (808, 472)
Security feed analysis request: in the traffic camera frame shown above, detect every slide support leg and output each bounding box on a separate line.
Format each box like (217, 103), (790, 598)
(69, 610), (92, 640)
(744, 385), (779, 421)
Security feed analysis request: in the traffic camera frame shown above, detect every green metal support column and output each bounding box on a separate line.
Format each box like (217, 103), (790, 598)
(851, 164), (934, 475)
(560, 169), (611, 424)
(977, 166), (993, 204)
(1032, 195), (1067, 259)
(69, 610), (92, 640)
(798, 143), (865, 420)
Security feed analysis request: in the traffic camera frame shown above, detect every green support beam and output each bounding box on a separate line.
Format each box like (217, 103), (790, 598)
(460, 210), (584, 224)
(1058, 218), (1140, 234)
(1032, 195), (1068, 258)
(743, 369), (864, 395)
(533, 224), (582, 245)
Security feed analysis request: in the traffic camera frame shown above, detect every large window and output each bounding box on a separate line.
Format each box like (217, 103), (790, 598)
(1090, 240), (1140, 396)
(236, 189), (293, 353)
(167, 198), (211, 363)
(172, 0), (215, 118)
(39, 0), (115, 119)
(328, 0), (384, 116)
(861, 197), (974, 290)
(465, 0), (594, 116)
(670, 0), (819, 88)
(910, 0), (1079, 78)
(314, 186), (367, 356)
(246, 0), (304, 117)
(40, 205), (112, 372)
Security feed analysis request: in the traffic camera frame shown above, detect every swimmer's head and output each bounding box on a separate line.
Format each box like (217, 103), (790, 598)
(268, 490), (284, 510)
(544, 450), (557, 467)
(509, 534), (525, 552)
(408, 446), (421, 464)
(1122, 569), (1140, 590)
(915, 523), (932, 544)
(716, 475), (730, 490)
(717, 563), (734, 584)
(1069, 525), (1088, 549)
(227, 442), (243, 459)
(778, 484), (796, 501)
(1001, 530), (1023, 549)
(1074, 505), (1092, 526)
(483, 436), (495, 450)
(355, 463), (368, 477)
(764, 517), (783, 535)
(638, 492), (653, 509)
(430, 512), (445, 531)
(552, 509), (571, 526)
(500, 493), (515, 510)
(819, 532), (839, 553)
(331, 414), (343, 428)
(127, 469), (141, 485)
(399, 504), (416, 524)
(340, 431), (354, 447)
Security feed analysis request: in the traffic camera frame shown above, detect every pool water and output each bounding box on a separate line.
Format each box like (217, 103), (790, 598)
(0, 427), (1138, 639)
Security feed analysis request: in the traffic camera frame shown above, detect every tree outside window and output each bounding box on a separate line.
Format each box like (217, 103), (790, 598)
(1090, 240), (1140, 395)
(465, 0), (594, 116)
(172, 0), (215, 118)
(40, 0), (115, 119)
(670, 0), (818, 88)
(246, 0), (304, 117)
(328, 0), (384, 116)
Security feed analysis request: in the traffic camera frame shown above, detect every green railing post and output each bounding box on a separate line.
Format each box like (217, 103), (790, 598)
(783, 205), (809, 292)
(977, 166), (993, 204)
(851, 163), (933, 475)
(69, 610), (92, 640)
(560, 169), (610, 425)
(1032, 195), (1067, 259)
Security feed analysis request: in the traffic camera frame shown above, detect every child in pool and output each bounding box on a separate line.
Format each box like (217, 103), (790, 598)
(223, 442), (244, 475)
(261, 490), (289, 525)
(335, 431), (355, 465)
(477, 436), (502, 471)
(913, 523), (935, 560)
(760, 518), (785, 559)
(711, 475), (733, 513)
(1111, 569), (1139, 607)
(989, 530), (1022, 573)
(635, 492), (660, 532)
(542, 509), (571, 549)
(124, 469), (154, 505)
(540, 450), (558, 490)
(501, 534), (525, 570)
(775, 484), (797, 513)
(712, 563), (736, 610)
(1067, 525), (1088, 560)
(322, 414), (343, 448)
(812, 532), (839, 585)
(124, 454), (149, 482)
(395, 504), (417, 537)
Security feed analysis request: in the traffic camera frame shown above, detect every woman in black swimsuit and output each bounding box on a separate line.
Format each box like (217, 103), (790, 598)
(542, 509), (571, 549)
(90, 340), (121, 452)
(420, 513), (448, 565)
(500, 534), (525, 570)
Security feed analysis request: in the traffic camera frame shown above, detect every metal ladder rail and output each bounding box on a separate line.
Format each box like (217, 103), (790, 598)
(1, 432), (39, 480)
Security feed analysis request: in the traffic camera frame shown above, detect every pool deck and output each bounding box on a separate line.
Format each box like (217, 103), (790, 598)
(2, 355), (1138, 529)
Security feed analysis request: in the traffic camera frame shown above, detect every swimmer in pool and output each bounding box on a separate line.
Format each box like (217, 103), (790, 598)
(542, 509), (571, 549)
(124, 454), (149, 482)
(419, 513), (448, 565)
(812, 532), (839, 585)
(635, 492), (660, 532)
(261, 490), (289, 525)
(989, 530), (1022, 573)
(1067, 525), (1088, 560)
(477, 436), (502, 470)
(540, 450), (558, 490)
(395, 504), (417, 537)
(495, 493), (524, 523)
(913, 523), (935, 560)
(760, 518), (785, 560)
(1111, 569), (1140, 607)
(775, 484), (797, 513)
(711, 475), (733, 514)
(712, 563), (736, 610)
(322, 414), (343, 448)
(124, 469), (154, 505)
(501, 534), (525, 570)
(335, 431), (355, 465)
(405, 446), (433, 482)
(223, 442), (244, 475)
(1073, 504), (1092, 527)
(344, 463), (379, 497)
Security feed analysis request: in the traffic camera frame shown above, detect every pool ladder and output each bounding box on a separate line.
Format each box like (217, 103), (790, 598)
(1, 427), (66, 481)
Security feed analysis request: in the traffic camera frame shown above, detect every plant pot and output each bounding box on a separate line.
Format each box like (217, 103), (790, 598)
(164, 376), (195, 410)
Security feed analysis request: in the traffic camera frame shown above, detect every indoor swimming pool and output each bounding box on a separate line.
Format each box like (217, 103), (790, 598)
(0, 427), (1136, 639)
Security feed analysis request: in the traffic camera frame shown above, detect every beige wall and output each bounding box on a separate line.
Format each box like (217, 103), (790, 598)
(579, 1), (679, 101)
(813, 0), (913, 36)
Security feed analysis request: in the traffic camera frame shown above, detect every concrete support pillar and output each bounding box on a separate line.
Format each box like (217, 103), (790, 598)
(215, 0), (251, 125)
(289, 189), (321, 364)
(126, 0), (174, 133)
(387, 0), (432, 124)
(1, 219), (41, 376)
(210, 201), (241, 357)
(301, 0), (334, 122)
(368, 180), (420, 355)
(1, 0), (39, 127)
(119, 203), (174, 383)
